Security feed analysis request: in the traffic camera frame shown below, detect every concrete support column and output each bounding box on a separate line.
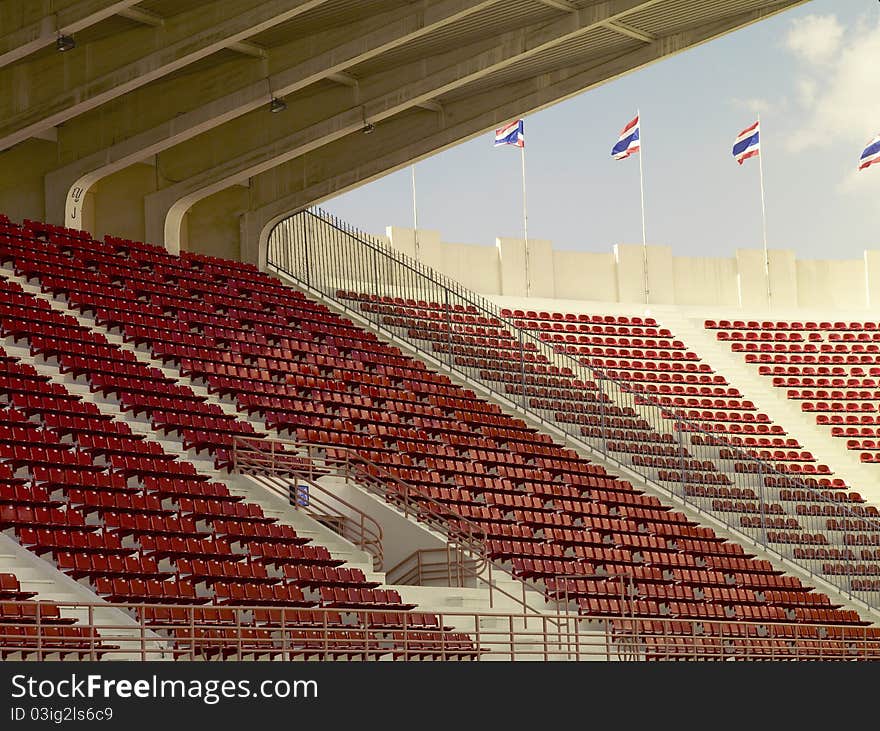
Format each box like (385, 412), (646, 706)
(614, 243), (674, 305)
(386, 226), (442, 270)
(0, 140), (57, 223)
(864, 251), (880, 309)
(497, 237), (554, 298)
(736, 248), (797, 309)
(240, 208), (278, 271)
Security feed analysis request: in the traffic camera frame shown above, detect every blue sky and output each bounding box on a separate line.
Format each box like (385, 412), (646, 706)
(322, 1), (880, 261)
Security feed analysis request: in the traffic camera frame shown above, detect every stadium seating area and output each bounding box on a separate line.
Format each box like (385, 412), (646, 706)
(334, 296), (880, 594)
(0, 216), (480, 659)
(1, 213), (875, 658)
(707, 319), (880, 463)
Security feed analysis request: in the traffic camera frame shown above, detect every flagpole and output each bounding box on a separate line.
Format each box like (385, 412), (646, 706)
(520, 140), (530, 297)
(637, 108), (649, 304)
(757, 114), (771, 308)
(411, 164), (420, 260)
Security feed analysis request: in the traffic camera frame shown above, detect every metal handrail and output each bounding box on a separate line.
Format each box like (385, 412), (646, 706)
(251, 471), (384, 570)
(232, 437), (486, 557)
(3, 598), (880, 662)
(231, 437), (384, 569)
(267, 208), (880, 613)
(385, 547), (480, 587)
(231, 436), (561, 624)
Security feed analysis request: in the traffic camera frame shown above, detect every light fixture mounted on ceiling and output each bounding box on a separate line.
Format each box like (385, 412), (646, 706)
(265, 76), (286, 113)
(360, 105), (375, 134)
(56, 34), (75, 52)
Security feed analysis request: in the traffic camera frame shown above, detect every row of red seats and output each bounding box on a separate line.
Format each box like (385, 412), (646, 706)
(707, 319), (880, 331)
(362, 300), (880, 592)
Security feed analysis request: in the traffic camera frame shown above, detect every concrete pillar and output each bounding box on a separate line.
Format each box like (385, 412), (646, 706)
(796, 258), (868, 309)
(768, 249), (797, 307)
(865, 251), (880, 308)
(91, 164), (156, 244)
(672, 255), (740, 306)
(184, 187), (249, 261)
(387, 226), (442, 271)
(497, 237), (554, 298)
(239, 210), (267, 269)
(614, 243), (674, 305)
(552, 250), (618, 302)
(736, 248), (797, 309)
(0, 139), (57, 223)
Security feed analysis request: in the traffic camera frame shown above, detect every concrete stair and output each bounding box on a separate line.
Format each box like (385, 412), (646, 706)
(667, 313), (880, 503)
(0, 533), (165, 660)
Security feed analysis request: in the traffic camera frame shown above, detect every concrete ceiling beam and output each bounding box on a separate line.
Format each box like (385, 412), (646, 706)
(44, 0), (499, 227)
(0, 0), (332, 150)
(144, 0), (664, 243)
(0, 0), (143, 68)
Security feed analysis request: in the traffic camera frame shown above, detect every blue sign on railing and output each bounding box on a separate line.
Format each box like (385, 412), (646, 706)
(289, 483), (309, 508)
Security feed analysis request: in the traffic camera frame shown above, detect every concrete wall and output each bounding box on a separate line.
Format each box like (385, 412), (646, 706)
(553, 249), (617, 302)
(797, 258), (868, 309)
(89, 164), (156, 243)
(376, 225), (880, 310)
(184, 187), (249, 261)
(672, 254), (740, 306)
(332, 482), (448, 577)
(0, 139), (56, 223)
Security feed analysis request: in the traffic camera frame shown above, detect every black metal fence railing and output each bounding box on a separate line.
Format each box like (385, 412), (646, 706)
(267, 208), (880, 613)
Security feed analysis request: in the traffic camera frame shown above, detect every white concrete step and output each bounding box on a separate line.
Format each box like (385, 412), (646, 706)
(0, 534), (160, 658)
(669, 313), (880, 504)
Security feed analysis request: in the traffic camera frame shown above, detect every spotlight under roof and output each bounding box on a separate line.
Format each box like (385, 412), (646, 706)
(269, 97), (287, 113)
(56, 34), (76, 52)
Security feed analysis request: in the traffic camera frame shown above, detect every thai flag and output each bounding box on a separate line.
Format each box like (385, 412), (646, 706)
(494, 119), (524, 148)
(611, 115), (640, 160)
(733, 121), (760, 165)
(859, 134), (880, 171)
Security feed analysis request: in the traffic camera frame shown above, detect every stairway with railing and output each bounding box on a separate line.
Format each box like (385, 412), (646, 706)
(232, 436), (572, 620)
(233, 438), (385, 571)
(267, 209), (880, 615)
(386, 548), (481, 588)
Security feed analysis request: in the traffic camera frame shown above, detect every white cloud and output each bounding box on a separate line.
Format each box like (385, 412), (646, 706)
(838, 166), (880, 196)
(786, 15), (880, 159)
(730, 97), (780, 117)
(785, 14), (844, 65)
(795, 78), (816, 108)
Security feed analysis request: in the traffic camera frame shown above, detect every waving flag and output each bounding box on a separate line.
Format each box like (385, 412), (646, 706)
(611, 115), (640, 160)
(494, 119), (524, 148)
(733, 121), (761, 165)
(859, 134), (880, 171)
